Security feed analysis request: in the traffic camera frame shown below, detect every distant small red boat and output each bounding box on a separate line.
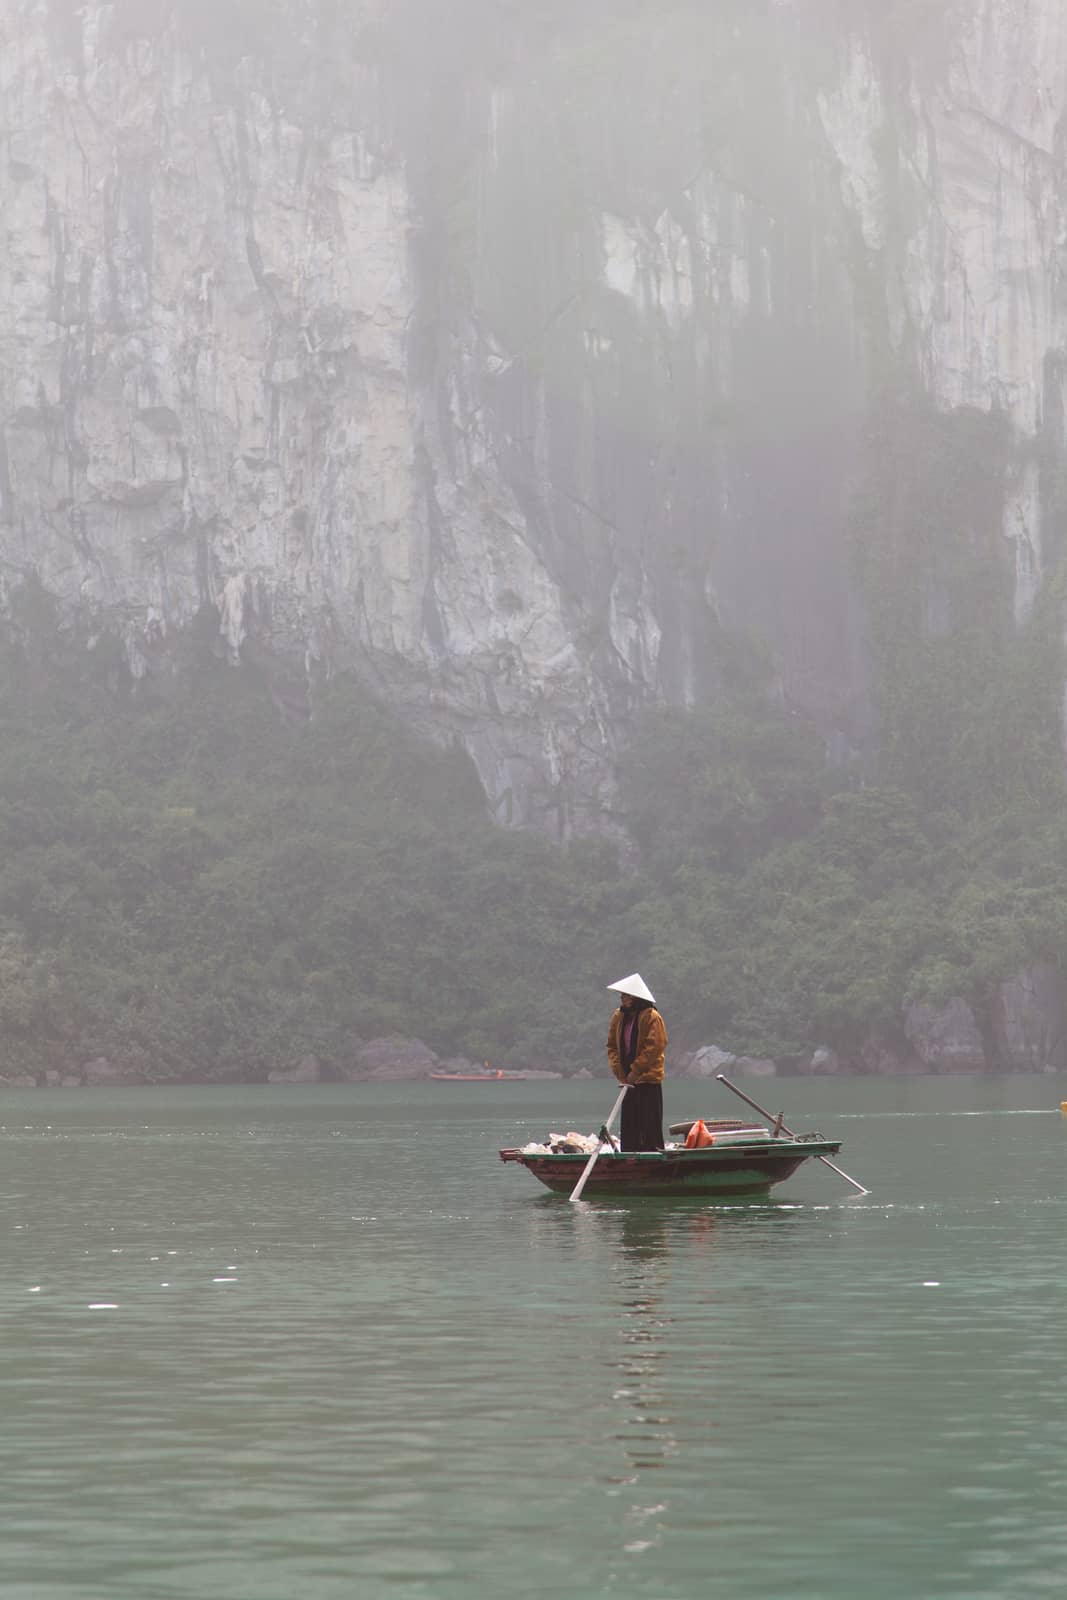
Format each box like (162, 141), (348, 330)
(432, 1070), (511, 1081)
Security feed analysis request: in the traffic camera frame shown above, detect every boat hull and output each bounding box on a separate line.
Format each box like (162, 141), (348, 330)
(499, 1140), (842, 1199)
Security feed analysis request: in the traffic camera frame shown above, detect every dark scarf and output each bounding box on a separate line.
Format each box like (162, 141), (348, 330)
(618, 998), (652, 1073)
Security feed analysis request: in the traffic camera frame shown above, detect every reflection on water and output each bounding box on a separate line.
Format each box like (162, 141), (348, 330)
(601, 1210), (676, 1564)
(613, 1211), (675, 1494)
(1, 1082), (1066, 1600)
(617, 1207), (671, 1260)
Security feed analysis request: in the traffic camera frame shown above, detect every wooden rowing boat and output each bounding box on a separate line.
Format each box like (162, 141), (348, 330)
(499, 1119), (842, 1199)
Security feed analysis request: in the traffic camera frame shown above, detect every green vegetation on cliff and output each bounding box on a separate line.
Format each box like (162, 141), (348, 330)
(1, 573), (1064, 1081)
(0, 627), (640, 1080)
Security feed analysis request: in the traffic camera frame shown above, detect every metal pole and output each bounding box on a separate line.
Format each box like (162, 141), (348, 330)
(715, 1074), (869, 1196)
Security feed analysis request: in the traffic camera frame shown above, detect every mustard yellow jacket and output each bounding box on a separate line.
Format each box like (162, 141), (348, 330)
(607, 1006), (667, 1085)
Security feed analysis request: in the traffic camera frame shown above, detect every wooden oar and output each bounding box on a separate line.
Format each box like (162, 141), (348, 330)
(569, 1084), (628, 1203)
(715, 1073), (869, 1196)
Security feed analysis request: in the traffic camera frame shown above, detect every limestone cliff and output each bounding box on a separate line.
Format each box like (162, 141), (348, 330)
(1, 0), (1065, 831)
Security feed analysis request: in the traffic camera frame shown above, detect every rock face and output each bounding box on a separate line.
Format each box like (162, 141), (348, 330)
(689, 962), (1067, 1076)
(82, 1056), (144, 1086)
(684, 1045), (737, 1080)
(904, 999), (987, 1074)
(2, 2), (1066, 830)
(344, 1035), (439, 1080)
(887, 965), (1065, 1072)
(992, 965), (1065, 1070)
(267, 1054), (322, 1084)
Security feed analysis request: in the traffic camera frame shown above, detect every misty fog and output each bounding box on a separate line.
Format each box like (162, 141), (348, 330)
(1, 0), (1064, 1082)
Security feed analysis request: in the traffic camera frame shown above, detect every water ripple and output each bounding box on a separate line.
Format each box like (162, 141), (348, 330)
(1, 1080), (1065, 1597)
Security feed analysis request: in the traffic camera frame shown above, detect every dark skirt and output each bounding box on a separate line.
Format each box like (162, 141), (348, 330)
(620, 1083), (664, 1152)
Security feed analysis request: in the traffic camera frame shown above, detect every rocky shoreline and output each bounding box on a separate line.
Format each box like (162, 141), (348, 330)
(2, 994), (1064, 1089)
(0, 1039), (568, 1090)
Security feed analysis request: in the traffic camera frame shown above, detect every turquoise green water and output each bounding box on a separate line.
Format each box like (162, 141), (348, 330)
(2, 1076), (1065, 1599)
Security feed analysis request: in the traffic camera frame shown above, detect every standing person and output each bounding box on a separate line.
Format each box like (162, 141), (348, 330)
(606, 973), (667, 1152)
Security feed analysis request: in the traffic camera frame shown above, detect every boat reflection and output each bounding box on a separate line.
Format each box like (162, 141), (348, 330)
(618, 1207), (671, 1260)
(612, 1211), (677, 1476)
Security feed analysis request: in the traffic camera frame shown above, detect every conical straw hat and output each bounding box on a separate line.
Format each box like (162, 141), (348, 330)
(606, 972), (656, 1004)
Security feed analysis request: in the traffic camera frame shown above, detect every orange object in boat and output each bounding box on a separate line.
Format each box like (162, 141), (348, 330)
(685, 1119), (715, 1148)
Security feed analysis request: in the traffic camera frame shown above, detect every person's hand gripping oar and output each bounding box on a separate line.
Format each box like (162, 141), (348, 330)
(569, 1084), (627, 1202)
